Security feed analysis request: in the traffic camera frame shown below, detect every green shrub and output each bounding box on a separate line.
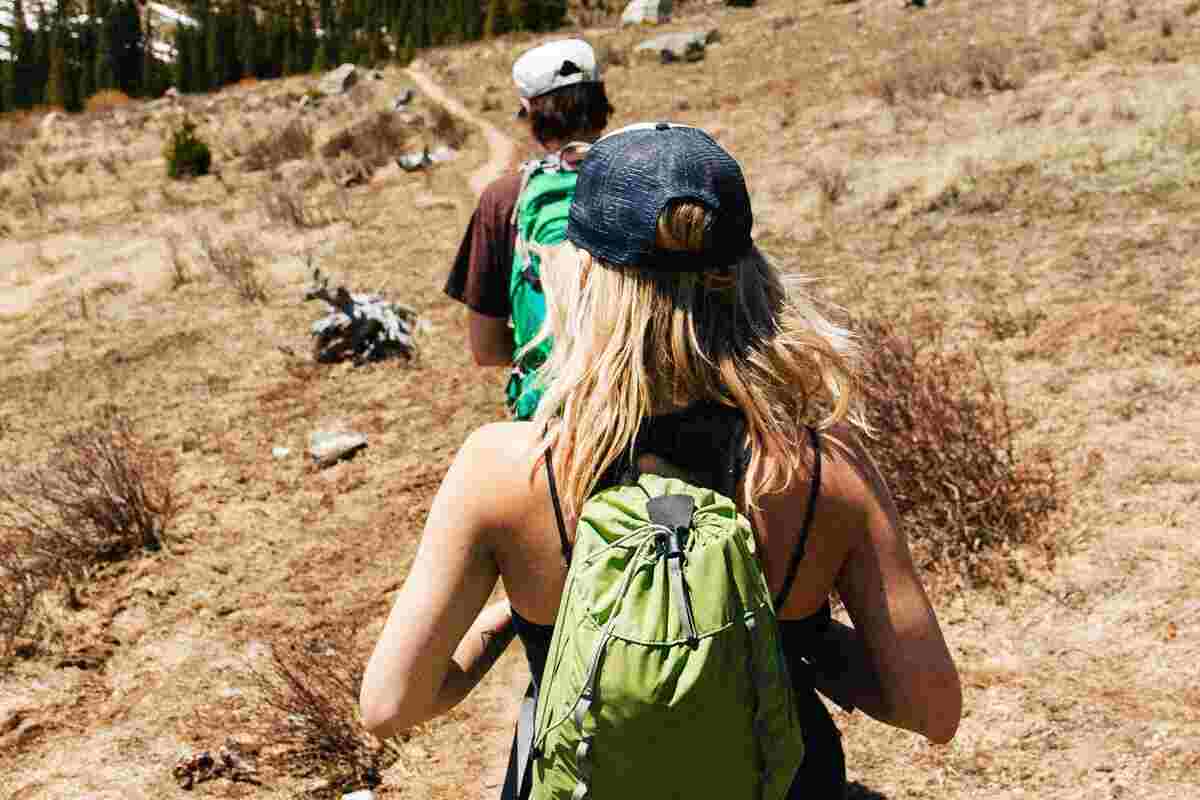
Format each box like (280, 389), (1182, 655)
(164, 117), (212, 179)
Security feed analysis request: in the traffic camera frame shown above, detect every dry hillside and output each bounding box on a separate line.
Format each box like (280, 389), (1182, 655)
(1, 0), (1199, 798)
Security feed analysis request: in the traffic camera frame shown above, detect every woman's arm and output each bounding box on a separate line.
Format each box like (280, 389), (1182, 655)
(828, 434), (962, 744)
(428, 601), (516, 718)
(360, 425), (514, 739)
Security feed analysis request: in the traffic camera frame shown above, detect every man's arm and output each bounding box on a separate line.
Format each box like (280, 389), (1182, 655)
(469, 311), (515, 367)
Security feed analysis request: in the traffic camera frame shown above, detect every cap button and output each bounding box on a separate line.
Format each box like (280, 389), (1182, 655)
(655, 122), (671, 131)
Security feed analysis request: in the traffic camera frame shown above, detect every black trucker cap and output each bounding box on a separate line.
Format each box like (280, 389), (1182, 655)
(566, 122), (754, 272)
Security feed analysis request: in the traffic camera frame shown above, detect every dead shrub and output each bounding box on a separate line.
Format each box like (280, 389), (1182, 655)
(264, 183), (336, 229)
(431, 105), (469, 149)
(199, 231), (270, 303)
(244, 120), (314, 172)
(870, 42), (1027, 104)
(165, 234), (193, 290)
(810, 160), (850, 206)
(856, 315), (1059, 588)
(1187, 1), (1200, 16)
(320, 111), (413, 170)
(249, 632), (399, 796)
(86, 89), (132, 112)
(0, 411), (178, 583)
(0, 535), (47, 661)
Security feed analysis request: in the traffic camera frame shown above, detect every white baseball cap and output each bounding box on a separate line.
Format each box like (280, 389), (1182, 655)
(512, 39), (602, 101)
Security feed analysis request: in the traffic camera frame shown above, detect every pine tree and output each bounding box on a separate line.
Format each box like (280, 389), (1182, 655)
(94, 0), (116, 92)
(315, 0), (336, 71)
(44, 22), (67, 107)
(235, 0), (256, 78)
(174, 24), (193, 91)
(299, 1), (317, 72)
(190, 0), (210, 91)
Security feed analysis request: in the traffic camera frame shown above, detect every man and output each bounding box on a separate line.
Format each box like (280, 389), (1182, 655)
(443, 38), (613, 418)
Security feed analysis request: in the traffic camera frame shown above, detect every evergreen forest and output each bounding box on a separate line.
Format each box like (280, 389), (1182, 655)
(0, 0), (569, 112)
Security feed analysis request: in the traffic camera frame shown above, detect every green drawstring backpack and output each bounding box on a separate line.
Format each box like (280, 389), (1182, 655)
(526, 440), (816, 800)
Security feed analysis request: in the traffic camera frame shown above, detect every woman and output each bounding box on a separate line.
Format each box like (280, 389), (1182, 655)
(363, 124), (962, 797)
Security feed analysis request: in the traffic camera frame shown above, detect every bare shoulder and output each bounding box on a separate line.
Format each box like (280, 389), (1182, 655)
(459, 421), (542, 474)
(812, 423), (900, 547)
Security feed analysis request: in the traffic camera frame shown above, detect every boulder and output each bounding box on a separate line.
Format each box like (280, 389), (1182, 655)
(621, 0), (672, 26)
(392, 88), (415, 110)
(398, 149), (432, 172)
(309, 431), (368, 467)
(634, 31), (709, 63)
(319, 63), (359, 96)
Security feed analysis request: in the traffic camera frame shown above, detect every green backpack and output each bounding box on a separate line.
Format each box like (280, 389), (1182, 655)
(505, 145), (587, 420)
(528, 451), (810, 800)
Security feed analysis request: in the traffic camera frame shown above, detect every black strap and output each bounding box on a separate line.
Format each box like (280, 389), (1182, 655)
(773, 427), (822, 610)
(545, 449), (572, 563)
(499, 682), (538, 800)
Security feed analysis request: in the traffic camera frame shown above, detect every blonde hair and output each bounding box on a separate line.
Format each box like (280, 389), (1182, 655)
(527, 201), (861, 519)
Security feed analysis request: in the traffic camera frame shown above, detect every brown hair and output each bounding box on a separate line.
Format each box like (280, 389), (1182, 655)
(529, 83), (614, 145)
(528, 201), (862, 517)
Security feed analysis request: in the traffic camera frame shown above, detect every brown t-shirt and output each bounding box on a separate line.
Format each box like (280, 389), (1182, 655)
(444, 173), (523, 319)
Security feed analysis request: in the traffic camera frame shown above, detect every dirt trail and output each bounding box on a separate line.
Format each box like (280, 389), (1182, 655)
(407, 66), (519, 197)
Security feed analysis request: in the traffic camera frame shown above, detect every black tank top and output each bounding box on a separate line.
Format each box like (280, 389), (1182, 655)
(506, 404), (847, 799)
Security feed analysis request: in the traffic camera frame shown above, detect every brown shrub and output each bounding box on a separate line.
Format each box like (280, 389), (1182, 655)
(244, 119), (314, 172)
(0, 412), (178, 575)
(320, 111), (414, 169)
(199, 231), (270, 303)
(431, 105), (469, 149)
(856, 315), (1059, 588)
(249, 632), (399, 796)
(85, 89), (132, 112)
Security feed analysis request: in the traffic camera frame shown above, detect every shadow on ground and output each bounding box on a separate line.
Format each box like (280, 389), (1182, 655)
(847, 782), (890, 800)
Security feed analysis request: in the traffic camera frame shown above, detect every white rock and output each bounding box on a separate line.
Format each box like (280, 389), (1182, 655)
(622, 0), (672, 26)
(308, 431), (367, 467)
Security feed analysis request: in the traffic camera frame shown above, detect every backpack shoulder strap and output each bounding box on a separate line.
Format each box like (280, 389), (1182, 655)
(773, 427), (822, 610)
(545, 449), (572, 563)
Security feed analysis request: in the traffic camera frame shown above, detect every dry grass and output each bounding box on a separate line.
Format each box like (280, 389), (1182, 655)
(164, 233), (194, 290)
(243, 119), (314, 172)
(870, 42), (1029, 105)
(199, 230), (270, 303)
(85, 90), (132, 112)
(320, 110), (414, 169)
(432, 105), (470, 149)
(249, 632), (400, 797)
(857, 316), (1060, 588)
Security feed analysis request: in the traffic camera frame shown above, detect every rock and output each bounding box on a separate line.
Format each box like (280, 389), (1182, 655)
(428, 145), (458, 164)
(319, 63), (359, 96)
(272, 447), (291, 459)
(392, 88), (415, 110)
(398, 149), (432, 172)
(634, 31), (709, 63)
(370, 70), (385, 80)
(309, 431), (368, 467)
(622, 0), (672, 26)
(39, 111), (63, 136)
(342, 792), (376, 800)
